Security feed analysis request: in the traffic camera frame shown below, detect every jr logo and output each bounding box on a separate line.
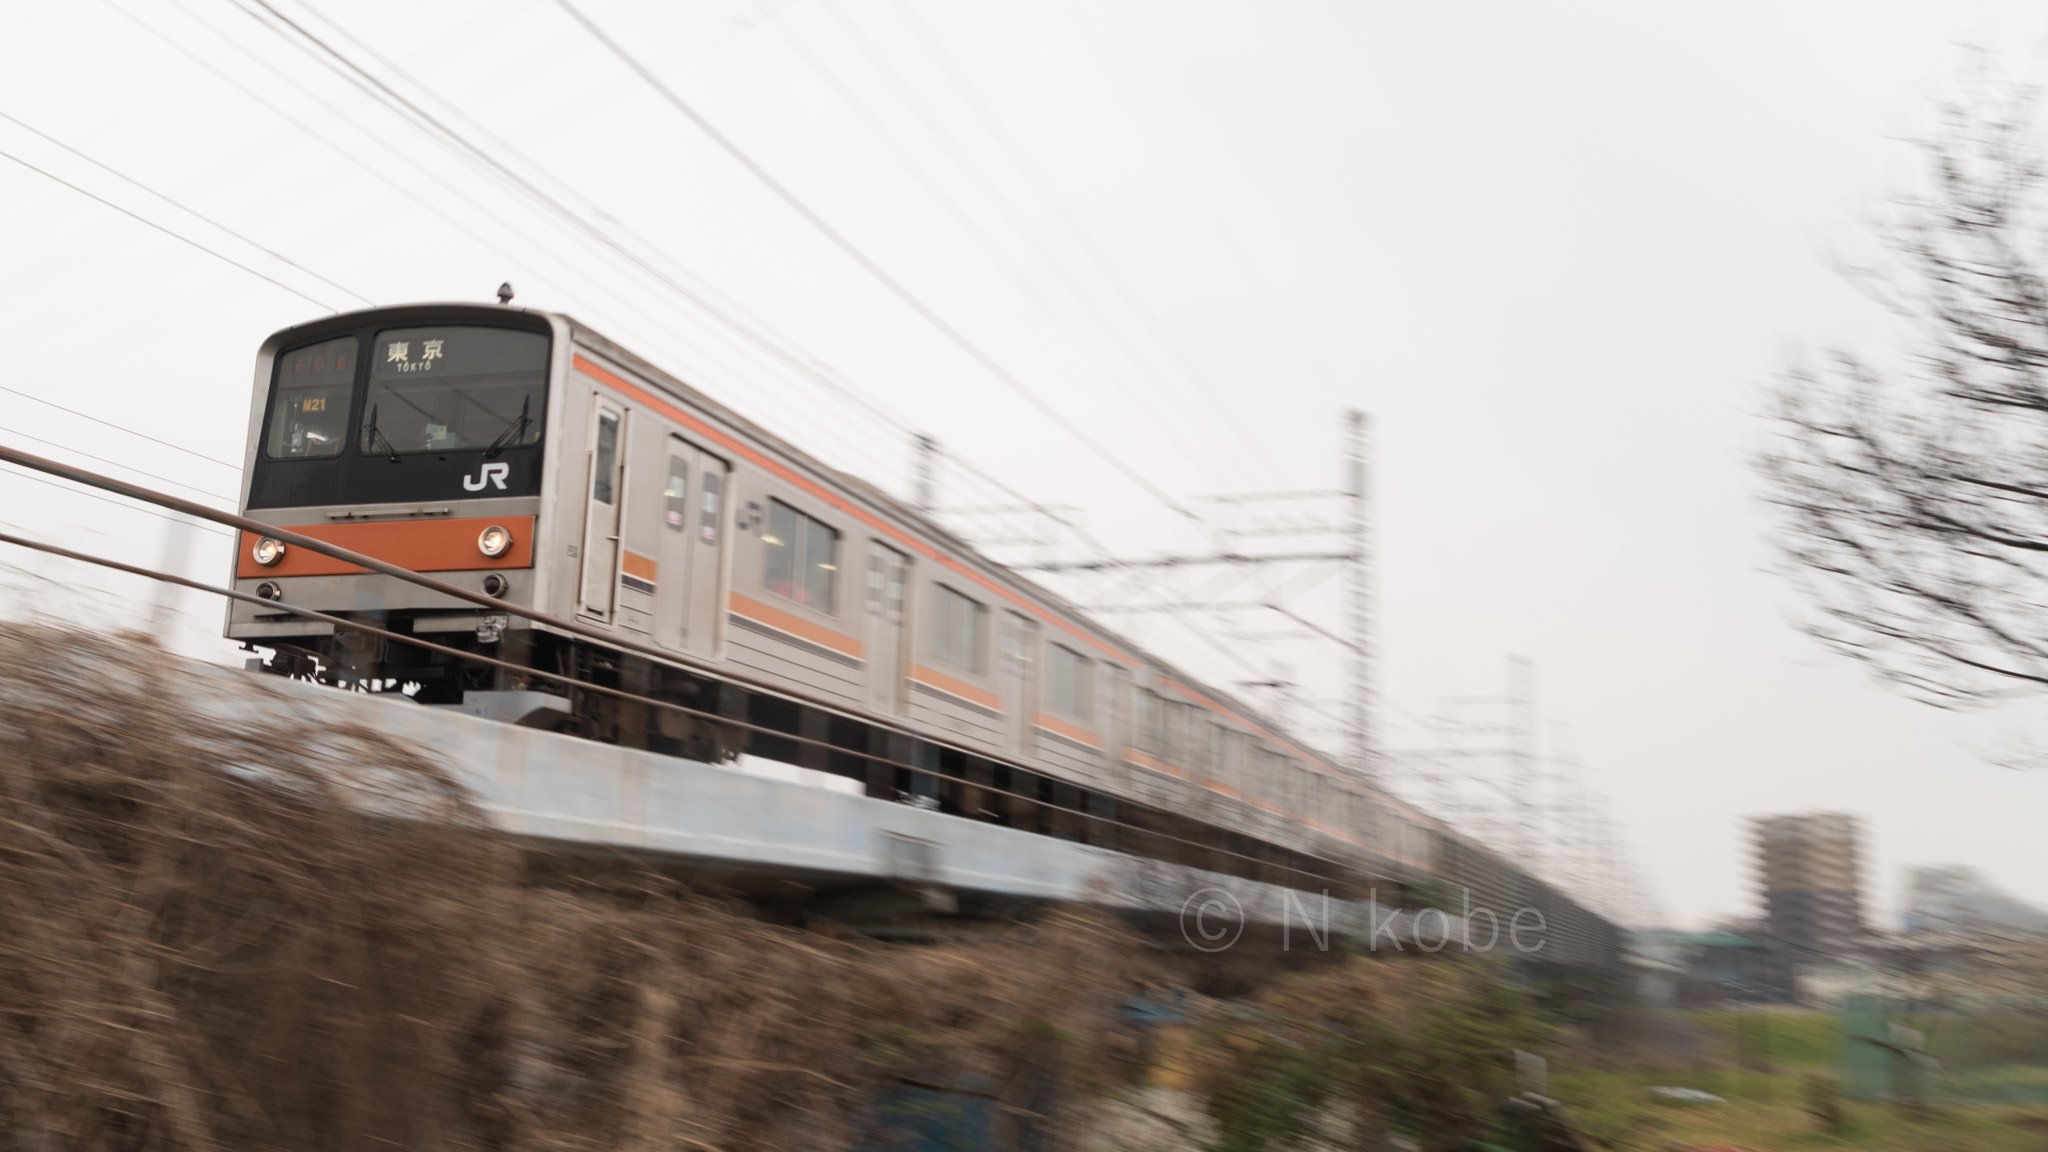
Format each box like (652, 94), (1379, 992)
(463, 462), (510, 492)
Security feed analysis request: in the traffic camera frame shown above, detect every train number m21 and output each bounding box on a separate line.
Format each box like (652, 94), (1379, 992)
(463, 463), (510, 492)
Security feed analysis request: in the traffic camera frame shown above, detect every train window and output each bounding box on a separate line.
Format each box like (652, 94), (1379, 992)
(265, 336), (356, 459)
(360, 327), (547, 455)
(698, 470), (722, 543)
(1258, 747), (1287, 793)
(762, 500), (838, 610)
(764, 502), (796, 594)
(1047, 644), (1093, 722)
(1169, 702), (1198, 768)
(1134, 688), (1161, 754)
(1218, 729), (1251, 785)
(803, 516), (838, 608)
(865, 549), (907, 617)
(592, 414), (618, 505)
(931, 584), (984, 673)
(663, 456), (688, 530)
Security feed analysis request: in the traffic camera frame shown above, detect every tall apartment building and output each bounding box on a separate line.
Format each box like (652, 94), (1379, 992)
(1751, 812), (1865, 962)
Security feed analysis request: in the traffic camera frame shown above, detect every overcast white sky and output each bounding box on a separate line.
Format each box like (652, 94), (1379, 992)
(3, 0), (2046, 928)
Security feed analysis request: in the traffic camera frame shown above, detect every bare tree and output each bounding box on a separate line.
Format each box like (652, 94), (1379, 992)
(1762, 77), (2048, 707)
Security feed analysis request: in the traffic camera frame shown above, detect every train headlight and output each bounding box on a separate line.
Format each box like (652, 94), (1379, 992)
(255, 581), (282, 602)
(252, 536), (286, 566)
(477, 524), (512, 558)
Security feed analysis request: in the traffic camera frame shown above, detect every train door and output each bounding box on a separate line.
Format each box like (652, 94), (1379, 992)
(653, 438), (696, 649)
(685, 449), (727, 655)
(999, 611), (1038, 756)
(865, 543), (908, 713)
(578, 399), (626, 620)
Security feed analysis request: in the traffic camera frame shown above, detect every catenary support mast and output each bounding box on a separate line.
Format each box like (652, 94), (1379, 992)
(1345, 409), (1377, 784)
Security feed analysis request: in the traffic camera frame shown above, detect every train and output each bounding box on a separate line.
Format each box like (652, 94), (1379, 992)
(227, 299), (1619, 965)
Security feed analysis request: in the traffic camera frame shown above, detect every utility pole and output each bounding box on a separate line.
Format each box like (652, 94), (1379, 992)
(1345, 409), (1376, 785)
(913, 434), (938, 513)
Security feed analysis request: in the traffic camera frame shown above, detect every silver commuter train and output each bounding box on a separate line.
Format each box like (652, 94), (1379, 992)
(227, 301), (1616, 962)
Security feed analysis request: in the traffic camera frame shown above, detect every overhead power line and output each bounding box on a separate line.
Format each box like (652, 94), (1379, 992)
(224, 0), (923, 479)
(795, 0), (1263, 482)
(110, 0), (875, 483)
(0, 383), (241, 471)
(762, 5), (1230, 476)
(549, 0), (1205, 526)
(0, 425), (236, 506)
(0, 463), (234, 539)
(877, 0), (1279, 486)
(0, 144), (339, 312)
(0, 109), (373, 308)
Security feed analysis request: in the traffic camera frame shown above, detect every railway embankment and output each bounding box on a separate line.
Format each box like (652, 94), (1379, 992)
(0, 624), (1598, 1151)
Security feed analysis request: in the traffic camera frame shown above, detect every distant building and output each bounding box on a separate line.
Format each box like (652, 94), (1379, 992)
(1752, 812), (1865, 995)
(1904, 865), (2048, 935)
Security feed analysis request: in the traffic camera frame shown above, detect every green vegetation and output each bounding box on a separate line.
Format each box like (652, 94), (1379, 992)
(1687, 1007), (1842, 1069)
(1553, 1071), (2048, 1151)
(1549, 1008), (2048, 1150)
(1194, 956), (1552, 1151)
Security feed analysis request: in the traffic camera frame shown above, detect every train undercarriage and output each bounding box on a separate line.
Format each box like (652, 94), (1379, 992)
(247, 610), (1381, 903)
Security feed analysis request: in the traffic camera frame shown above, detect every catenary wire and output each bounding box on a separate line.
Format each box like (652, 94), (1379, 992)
(0, 382), (243, 470)
(0, 144), (340, 312)
(278, 0), (1217, 506)
(778, 2), (1252, 481)
(0, 426), (237, 506)
(0, 464), (235, 539)
(105, 0), (913, 486)
(549, 0), (1207, 526)
(0, 108), (373, 308)
(199, 0), (1176, 507)
(216, 0), (926, 477)
(285, 0), (933, 458)
(1053, 0), (1325, 370)
(884, 0), (1283, 486)
(238, 0), (908, 433)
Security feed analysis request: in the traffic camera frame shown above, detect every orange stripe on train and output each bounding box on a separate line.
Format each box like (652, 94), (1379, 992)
(728, 592), (864, 660)
(1033, 712), (1100, 748)
(910, 663), (1003, 712)
(235, 515), (535, 579)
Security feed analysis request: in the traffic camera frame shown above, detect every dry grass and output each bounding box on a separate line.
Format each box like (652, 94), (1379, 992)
(0, 624), (1147, 1151)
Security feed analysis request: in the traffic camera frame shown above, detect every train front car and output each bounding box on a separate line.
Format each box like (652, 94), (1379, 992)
(228, 304), (557, 700)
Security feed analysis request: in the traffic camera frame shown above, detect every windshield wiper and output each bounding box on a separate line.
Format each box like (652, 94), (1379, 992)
(363, 403), (401, 463)
(483, 395), (531, 460)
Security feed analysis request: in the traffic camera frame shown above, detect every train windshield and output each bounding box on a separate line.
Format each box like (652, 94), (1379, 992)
(266, 336), (357, 459)
(360, 327), (548, 456)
